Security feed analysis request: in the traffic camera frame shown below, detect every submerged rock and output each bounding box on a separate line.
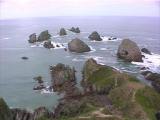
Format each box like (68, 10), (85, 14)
(68, 38), (91, 53)
(38, 30), (51, 42)
(117, 39), (142, 62)
(141, 48), (151, 55)
(88, 31), (102, 41)
(43, 40), (54, 49)
(69, 27), (80, 33)
(21, 57), (28, 60)
(28, 33), (37, 43)
(59, 28), (67, 36)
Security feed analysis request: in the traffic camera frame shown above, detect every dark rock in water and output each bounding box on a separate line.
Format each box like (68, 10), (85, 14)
(56, 44), (60, 47)
(69, 27), (80, 33)
(59, 28), (67, 36)
(0, 98), (13, 120)
(38, 30), (51, 41)
(88, 31), (102, 41)
(117, 39), (143, 62)
(28, 33), (37, 43)
(43, 40), (54, 49)
(33, 85), (45, 90)
(21, 57), (28, 60)
(33, 76), (43, 84)
(33, 107), (52, 120)
(108, 37), (117, 40)
(68, 38), (91, 53)
(64, 48), (67, 51)
(141, 48), (151, 55)
(156, 111), (160, 120)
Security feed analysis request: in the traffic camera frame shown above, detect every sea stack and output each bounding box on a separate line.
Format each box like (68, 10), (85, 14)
(88, 31), (102, 41)
(117, 39), (142, 62)
(59, 28), (67, 36)
(37, 30), (51, 41)
(68, 38), (91, 53)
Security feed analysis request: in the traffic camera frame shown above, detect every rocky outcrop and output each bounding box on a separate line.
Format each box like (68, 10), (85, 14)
(0, 98), (13, 120)
(68, 38), (91, 53)
(11, 108), (33, 120)
(59, 28), (67, 36)
(81, 58), (123, 94)
(38, 30), (51, 42)
(69, 27), (80, 33)
(33, 107), (52, 120)
(141, 71), (160, 93)
(117, 39), (142, 62)
(28, 33), (37, 43)
(88, 31), (102, 41)
(50, 63), (78, 96)
(141, 48), (151, 55)
(43, 41), (54, 49)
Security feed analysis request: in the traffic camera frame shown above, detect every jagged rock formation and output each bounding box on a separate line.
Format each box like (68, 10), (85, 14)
(88, 31), (102, 41)
(28, 33), (37, 43)
(69, 27), (80, 33)
(28, 30), (51, 43)
(59, 28), (67, 36)
(117, 39), (142, 62)
(43, 40), (54, 49)
(68, 38), (91, 53)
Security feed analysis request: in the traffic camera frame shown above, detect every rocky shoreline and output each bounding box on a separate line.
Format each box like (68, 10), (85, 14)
(1, 28), (160, 120)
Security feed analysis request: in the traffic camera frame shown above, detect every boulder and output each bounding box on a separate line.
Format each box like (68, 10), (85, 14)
(141, 48), (151, 55)
(69, 27), (80, 33)
(59, 28), (67, 36)
(117, 39), (142, 62)
(43, 40), (54, 49)
(28, 33), (37, 43)
(38, 30), (51, 41)
(88, 31), (102, 41)
(68, 38), (91, 53)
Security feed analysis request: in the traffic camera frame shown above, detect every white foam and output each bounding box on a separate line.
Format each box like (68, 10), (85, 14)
(3, 37), (10, 40)
(101, 36), (121, 42)
(89, 46), (96, 52)
(40, 86), (54, 94)
(100, 48), (107, 51)
(132, 53), (160, 73)
(72, 58), (84, 62)
(30, 41), (66, 49)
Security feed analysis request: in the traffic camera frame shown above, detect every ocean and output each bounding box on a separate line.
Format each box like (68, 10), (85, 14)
(0, 16), (160, 110)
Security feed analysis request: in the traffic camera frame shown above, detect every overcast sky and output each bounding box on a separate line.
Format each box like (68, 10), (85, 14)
(0, 0), (160, 19)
